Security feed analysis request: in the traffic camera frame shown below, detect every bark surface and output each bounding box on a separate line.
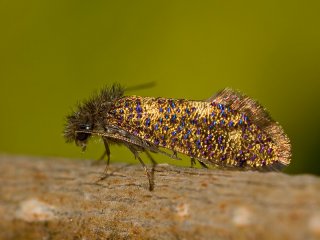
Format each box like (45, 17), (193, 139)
(0, 154), (320, 240)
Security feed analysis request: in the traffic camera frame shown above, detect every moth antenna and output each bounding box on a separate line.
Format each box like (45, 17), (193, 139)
(125, 81), (156, 92)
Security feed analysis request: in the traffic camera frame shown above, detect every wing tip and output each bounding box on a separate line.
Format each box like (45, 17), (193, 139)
(210, 88), (292, 169)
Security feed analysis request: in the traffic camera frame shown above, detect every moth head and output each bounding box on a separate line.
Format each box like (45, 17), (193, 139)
(64, 83), (125, 150)
(64, 111), (94, 151)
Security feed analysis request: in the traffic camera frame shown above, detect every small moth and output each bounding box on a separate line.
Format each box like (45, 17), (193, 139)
(64, 83), (291, 190)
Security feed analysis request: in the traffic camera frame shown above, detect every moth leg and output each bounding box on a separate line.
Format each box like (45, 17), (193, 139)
(172, 150), (178, 159)
(198, 160), (209, 169)
(190, 158), (208, 169)
(96, 138), (110, 162)
(145, 151), (157, 166)
(101, 138), (111, 174)
(98, 152), (106, 161)
(145, 151), (157, 190)
(128, 146), (155, 191)
(95, 138), (112, 182)
(190, 158), (196, 168)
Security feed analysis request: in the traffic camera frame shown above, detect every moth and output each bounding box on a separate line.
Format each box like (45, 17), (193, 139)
(64, 83), (291, 190)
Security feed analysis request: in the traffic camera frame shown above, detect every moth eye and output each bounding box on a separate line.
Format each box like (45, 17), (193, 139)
(76, 132), (90, 141)
(79, 124), (92, 130)
(76, 123), (92, 141)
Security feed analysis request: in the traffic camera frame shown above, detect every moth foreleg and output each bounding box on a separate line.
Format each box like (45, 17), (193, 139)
(95, 138), (112, 182)
(101, 138), (111, 174)
(97, 137), (110, 159)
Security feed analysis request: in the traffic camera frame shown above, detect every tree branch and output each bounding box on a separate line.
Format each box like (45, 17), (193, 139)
(1, 154), (320, 240)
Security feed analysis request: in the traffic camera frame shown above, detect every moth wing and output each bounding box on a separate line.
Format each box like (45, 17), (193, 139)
(207, 88), (291, 168)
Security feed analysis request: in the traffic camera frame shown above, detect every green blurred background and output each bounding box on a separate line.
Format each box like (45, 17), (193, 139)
(1, 1), (319, 175)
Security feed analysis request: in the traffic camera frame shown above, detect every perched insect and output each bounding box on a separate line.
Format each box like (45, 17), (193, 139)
(64, 83), (291, 190)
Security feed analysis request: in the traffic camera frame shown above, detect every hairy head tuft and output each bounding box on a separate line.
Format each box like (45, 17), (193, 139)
(63, 83), (125, 144)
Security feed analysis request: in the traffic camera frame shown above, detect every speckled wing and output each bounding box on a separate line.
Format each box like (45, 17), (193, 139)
(106, 90), (291, 171)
